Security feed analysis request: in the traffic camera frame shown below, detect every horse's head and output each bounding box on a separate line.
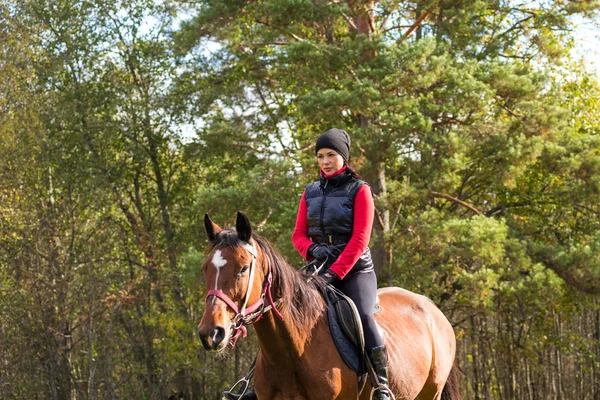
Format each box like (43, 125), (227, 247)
(198, 212), (270, 352)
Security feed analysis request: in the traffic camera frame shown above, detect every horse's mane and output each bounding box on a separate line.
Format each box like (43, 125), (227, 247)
(210, 230), (325, 333)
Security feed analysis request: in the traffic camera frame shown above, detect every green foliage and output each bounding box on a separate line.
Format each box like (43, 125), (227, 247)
(2, 0), (600, 398)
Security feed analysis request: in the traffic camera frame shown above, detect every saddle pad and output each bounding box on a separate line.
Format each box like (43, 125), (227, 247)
(325, 287), (366, 375)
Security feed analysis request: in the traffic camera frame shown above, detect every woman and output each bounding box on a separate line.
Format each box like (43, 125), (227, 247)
(292, 128), (391, 400)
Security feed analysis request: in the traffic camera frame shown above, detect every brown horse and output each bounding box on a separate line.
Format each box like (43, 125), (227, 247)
(198, 212), (460, 400)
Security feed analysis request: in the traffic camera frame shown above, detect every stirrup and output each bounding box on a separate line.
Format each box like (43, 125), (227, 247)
(222, 376), (251, 400)
(222, 359), (256, 400)
(370, 385), (395, 400)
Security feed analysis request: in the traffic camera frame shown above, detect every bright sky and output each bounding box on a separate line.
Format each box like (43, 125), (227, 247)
(572, 15), (600, 77)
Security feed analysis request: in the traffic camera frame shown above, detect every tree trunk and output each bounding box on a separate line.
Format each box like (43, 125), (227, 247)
(349, 1), (393, 281)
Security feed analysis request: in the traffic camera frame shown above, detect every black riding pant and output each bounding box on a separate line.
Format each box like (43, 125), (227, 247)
(332, 269), (383, 349)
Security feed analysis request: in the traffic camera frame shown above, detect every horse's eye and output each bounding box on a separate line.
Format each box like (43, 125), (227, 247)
(239, 265), (249, 275)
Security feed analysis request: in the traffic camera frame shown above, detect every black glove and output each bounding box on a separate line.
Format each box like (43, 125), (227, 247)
(319, 270), (338, 284)
(308, 244), (334, 261)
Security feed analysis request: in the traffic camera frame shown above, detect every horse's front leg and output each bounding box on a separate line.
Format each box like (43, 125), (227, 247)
(254, 382), (339, 400)
(254, 376), (342, 400)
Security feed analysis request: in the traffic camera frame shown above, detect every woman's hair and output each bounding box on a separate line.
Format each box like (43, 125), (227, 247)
(346, 162), (362, 180)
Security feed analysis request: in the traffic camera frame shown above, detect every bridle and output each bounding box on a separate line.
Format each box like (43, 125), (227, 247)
(205, 241), (283, 347)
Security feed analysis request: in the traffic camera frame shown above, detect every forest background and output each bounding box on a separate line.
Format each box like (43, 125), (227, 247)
(1, 0), (600, 399)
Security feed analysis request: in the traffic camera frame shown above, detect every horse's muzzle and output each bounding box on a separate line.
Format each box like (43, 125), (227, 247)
(198, 325), (227, 351)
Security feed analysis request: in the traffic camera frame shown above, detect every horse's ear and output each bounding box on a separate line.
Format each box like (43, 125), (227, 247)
(204, 213), (222, 243)
(236, 211), (252, 243)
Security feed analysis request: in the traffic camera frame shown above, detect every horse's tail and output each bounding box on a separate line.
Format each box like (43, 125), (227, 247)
(441, 363), (461, 400)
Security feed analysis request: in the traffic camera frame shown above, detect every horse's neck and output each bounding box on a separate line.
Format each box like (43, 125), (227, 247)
(253, 284), (325, 365)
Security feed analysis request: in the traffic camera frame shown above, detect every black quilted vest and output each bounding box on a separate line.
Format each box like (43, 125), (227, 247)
(304, 170), (374, 274)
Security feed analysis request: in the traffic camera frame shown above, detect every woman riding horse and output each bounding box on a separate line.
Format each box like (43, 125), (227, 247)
(292, 128), (391, 399)
(197, 128), (460, 399)
(197, 212), (460, 399)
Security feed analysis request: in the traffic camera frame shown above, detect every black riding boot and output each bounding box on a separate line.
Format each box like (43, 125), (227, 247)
(368, 345), (391, 400)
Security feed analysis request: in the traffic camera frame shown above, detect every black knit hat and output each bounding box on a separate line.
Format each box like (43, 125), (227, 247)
(315, 128), (351, 161)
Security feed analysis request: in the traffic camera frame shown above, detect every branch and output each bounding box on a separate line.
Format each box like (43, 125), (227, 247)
(295, 142), (315, 153)
(496, 96), (525, 119)
(256, 208), (272, 231)
(356, 143), (367, 157)
(478, 15), (535, 59)
(374, 207), (387, 231)
(254, 17), (305, 42)
(230, 140), (276, 155)
(532, 245), (600, 295)
(398, 10), (432, 43)
(390, 201), (403, 232)
(429, 191), (483, 216)
(364, 4), (376, 35)
(286, 31), (305, 43)
(485, 201), (556, 217)
(381, 24), (414, 35)
(391, 172), (409, 232)
(341, 11), (358, 32)
(241, 41), (290, 47)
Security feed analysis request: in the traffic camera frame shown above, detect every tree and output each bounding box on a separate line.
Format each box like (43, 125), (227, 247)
(176, 0), (600, 279)
(2, 0), (599, 397)
(0, 0), (208, 397)
(177, 0), (600, 397)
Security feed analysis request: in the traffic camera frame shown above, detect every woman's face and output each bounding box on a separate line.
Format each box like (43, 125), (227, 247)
(317, 148), (345, 175)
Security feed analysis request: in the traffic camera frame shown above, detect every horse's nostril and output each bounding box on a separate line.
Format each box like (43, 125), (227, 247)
(198, 325), (226, 350)
(210, 326), (226, 346)
(199, 335), (210, 350)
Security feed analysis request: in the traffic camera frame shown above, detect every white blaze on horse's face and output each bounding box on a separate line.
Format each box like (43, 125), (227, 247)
(211, 250), (227, 302)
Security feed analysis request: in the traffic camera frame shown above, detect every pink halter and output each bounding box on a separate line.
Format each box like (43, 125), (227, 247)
(205, 241), (283, 347)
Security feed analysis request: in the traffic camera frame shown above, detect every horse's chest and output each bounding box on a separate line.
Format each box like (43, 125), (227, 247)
(256, 360), (344, 400)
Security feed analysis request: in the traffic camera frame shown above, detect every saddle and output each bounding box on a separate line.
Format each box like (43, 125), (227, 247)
(323, 284), (381, 392)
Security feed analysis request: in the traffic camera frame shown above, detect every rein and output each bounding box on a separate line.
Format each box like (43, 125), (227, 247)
(205, 241), (283, 347)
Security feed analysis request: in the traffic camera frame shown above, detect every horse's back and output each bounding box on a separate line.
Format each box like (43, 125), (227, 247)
(371, 287), (456, 399)
(376, 286), (452, 329)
